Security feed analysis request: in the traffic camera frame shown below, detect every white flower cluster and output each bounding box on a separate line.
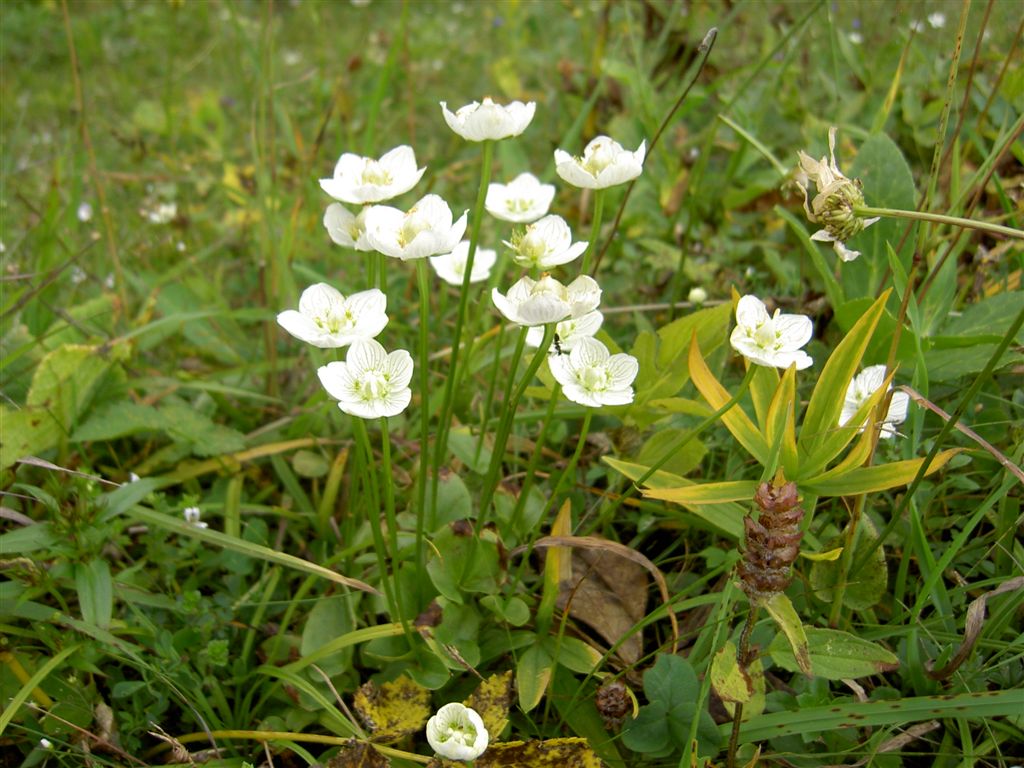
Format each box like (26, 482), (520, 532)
(285, 97), (650, 418)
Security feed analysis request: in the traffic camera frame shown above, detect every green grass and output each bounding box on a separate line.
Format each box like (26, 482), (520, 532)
(1, 1), (1022, 766)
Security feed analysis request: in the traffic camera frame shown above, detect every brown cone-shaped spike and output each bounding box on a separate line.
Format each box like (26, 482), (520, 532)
(739, 480), (804, 602)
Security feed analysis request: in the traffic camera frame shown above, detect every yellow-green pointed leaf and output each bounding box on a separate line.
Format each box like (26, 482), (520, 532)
(799, 290), (891, 456)
(802, 448), (962, 497)
(689, 335), (770, 464)
(643, 480), (758, 506)
(763, 593), (811, 676)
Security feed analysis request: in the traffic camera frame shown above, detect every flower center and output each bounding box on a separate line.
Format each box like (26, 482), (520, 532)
(752, 321), (781, 351)
(438, 721), (478, 746)
(506, 197), (533, 214)
(356, 369), (390, 401)
(398, 207), (433, 247)
(360, 159), (392, 187)
(579, 365), (611, 392)
(582, 140), (615, 176)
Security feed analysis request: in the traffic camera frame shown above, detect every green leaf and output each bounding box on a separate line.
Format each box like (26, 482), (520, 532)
(300, 595), (355, 676)
(428, 470), (472, 530)
(633, 303), (733, 405)
(0, 522), (57, 554)
(547, 635), (602, 675)
(74, 558), (113, 629)
(711, 640), (765, 719)
(799, 290), (890, 458)
(768, 627), (899, 680)
(603, 457), (747, 540)
(124, 502), (377, 594)
(621, 654), (720, 758)
(763, 593), (811, 676)
(729, 689), (1024, 743)
(938, 291), (1024, 344)
(844, 132), (917, 297)
(517, 642), (554, 713)
(633, 427), (707, 478)
(810, 516), (887, 611)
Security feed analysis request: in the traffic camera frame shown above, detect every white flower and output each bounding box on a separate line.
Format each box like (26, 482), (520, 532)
(429, 240), (497, 286)
(504, 214), (587, 270)
(364, 194), (468, 261)
(839, 365), (910, 439)
(183, 507), (208, 529)
(909, 19), (925, 33)
(440, 97), (535, 142)
(39, 738), (53, 750)
(318, 339), (413, 419)
(77, 202), (93, 222)
(128, 472), (141, 483)
(927, 12), (945, 28)
(729, 295), (813, 370)
(554, 135), (646, 189)
(688, 286), (708, 304)
(426, 703), (489, 761)
(145, 202), (177, 224)
(277, 284), (388, 348)
(323, 203), (373, 251)
(492, 274), (601, 327)
(319, 145), (424, 205)
(796, 127), (879, 262)
(526, 310), (603, 350)
(549, 337), (638, 408)
(485, 172), (555, 223)
(848, 31), (863, 45)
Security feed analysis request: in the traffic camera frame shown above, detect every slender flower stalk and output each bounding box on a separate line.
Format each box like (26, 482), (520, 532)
(352, 418), (400, 623)
(854, 205), (1023, 240)
(509, 383), (562, 534)
(478, 325), (556, 521)
(543, 409), (593, 516)
(415, 259), (432, 589)
(434, 140), (495, 487)
(379, 415), (406, 625)
(582, 189), (605, 276)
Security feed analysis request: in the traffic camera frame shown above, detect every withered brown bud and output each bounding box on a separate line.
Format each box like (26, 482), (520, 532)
(739, 481), (805, 603)
(595, 679), (632, 729)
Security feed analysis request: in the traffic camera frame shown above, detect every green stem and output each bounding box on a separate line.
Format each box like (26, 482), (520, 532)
(582, 189), (605, 276)
(855, 206), (1023, 240)
(379, 417), (401, 602)
(544, 410), (593, 516)
(478, 325), (555, 521)
(600, 363), (757, 522)
(352, 419), (399, 623)
(434, 139), (495, 479)
(727, 606), (760, 768)
(475, 322), (509, 463)
(828, 476), (868, 627)
(415, 258), (431, 589)
(510, 383), (561, 535)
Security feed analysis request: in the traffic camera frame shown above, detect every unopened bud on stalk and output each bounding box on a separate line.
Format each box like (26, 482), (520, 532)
(738, 480), (805, 603)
